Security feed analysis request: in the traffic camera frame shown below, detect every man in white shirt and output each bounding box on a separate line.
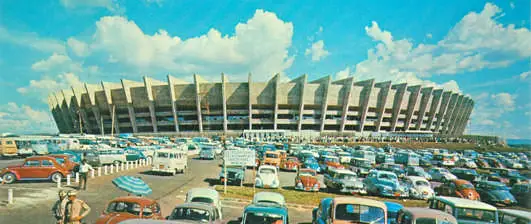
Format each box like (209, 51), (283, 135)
(78, 160), (94, 190)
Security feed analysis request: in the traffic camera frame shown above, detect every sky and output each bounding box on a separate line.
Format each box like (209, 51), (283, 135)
(0, 0), (530, 138)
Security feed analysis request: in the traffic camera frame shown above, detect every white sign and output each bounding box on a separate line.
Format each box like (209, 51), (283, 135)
(224, 150), (256, 166)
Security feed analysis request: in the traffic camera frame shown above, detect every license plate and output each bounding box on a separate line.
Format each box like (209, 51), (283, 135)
(159, 165), (164, 169)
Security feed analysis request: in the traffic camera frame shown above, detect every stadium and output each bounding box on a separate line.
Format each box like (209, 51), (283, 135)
(48, 74), (473, 137)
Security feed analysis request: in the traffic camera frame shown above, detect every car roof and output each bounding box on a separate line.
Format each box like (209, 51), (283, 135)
(187, 188), (219, 199)
(406, 176), (428, 182)
(253, 192), (285, 204)
(109, 196), (157, 206)
(402, 207), (458, 221)
(334, 197), (386, 209)
(499, 209), (531, 219)
(435, 196), (497, 211)
(299, 168), (316, 173)
(332, 169), (356, 175)
(244, 203), (288, 215)
(453, 179), (472, 185)
(376, 170), (397, 176)
(384, 201), (403, 212)
(26, 156), (57, 161)
(174, 202), (216, 211)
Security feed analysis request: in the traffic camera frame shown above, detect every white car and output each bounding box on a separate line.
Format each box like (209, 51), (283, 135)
(185, 188), (223, 219)
(428, 167), (457, 182)
(404, 176), (434, 200)
(337, 152), (352, 164)
(456, 158), (477, 169)
(252, 192), (286, 207)
(255, 165), (280, 189)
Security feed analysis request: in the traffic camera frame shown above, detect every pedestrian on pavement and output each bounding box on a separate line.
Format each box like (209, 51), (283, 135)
(52, 190), (68, 224)
(78, 160), (94, 190)
(63, 190), (91, 224)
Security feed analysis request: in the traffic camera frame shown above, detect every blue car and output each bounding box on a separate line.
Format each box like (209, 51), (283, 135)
(304, 157), (321, 173)
(364, 170), (408, 198)
(384, 201), (403, 224)
(241, 203), (288, 224)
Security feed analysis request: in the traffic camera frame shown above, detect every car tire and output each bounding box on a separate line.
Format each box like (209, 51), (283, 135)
(51, 172), (63, 183)
(2, 172), (16, 184)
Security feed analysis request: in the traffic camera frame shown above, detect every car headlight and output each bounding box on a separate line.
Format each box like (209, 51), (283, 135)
(313, 183), (319, 189)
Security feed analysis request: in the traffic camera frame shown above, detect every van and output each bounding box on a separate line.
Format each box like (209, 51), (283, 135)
(429, 196), (498, 224)
(498, 209), (531, 224)
(0, 138), (18, 158)
(97, 149), (127, 166)
(151, 150), (187, 175)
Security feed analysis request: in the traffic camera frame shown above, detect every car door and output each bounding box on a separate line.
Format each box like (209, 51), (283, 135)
(40, 159), (57, 178)
(19, 160), (42, 178)
(323, 171), (333, 189)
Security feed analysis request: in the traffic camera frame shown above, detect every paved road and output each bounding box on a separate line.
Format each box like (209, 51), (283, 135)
(0, 158), (24, 169)
(0, 157), (313, 224)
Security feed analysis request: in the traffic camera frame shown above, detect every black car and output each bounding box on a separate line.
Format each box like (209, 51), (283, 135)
(450, 168), (479, 182)
(476, 181), (517, 206)
(510, 182), (531, 209)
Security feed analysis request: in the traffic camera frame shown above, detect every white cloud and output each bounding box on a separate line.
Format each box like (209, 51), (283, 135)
(491, 92), (516, 109)
(520, 71), (531, 80)
(60, 0), (118, 11)
(85, 9), (294, 81)
(67, 38), (89, 57)
(426, 33), (433, 39)
(0, 26), (65, 53)
(469, 92), (518, 137)
(335, 67), (350, 80)
(17, 73), (86, 103)
(510, 2), (515, 9)
(0, 103), (57, 134)
(31, 53), (82, 72)
(305, 40), (330, 62)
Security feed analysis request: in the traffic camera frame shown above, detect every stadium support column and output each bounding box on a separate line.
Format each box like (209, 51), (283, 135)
(296, 75), (308, 131)
(415, 87), (433, 130)
(404, 85), (421, 131)
(425, 89), (443, 132)
(71, 87), (91, 133)
(55, 93), (73, 133)
(221, 73), (228, 132)
(440, 93), (459, 135)
(390, 83), (407, 132)
(248, 73), (253, 130)
(449, 96), (467, 135)
(444, 94), (463, 135)
(143, 76), (158, 133)
(358, 79), (375, 133)
(338, 77), (355, 133)
(374, 81), (392, 132)
(121, 79), (138, 133)
(193, 74), (203, 133)
(167, 75), (180, 132)
(273, 73), (280, 130)
(101, 81), (120, 135)
(51, 94), (67, 133)
(61, 90), (78, 133)
(85, 83), (103, 135)
(458, 101), (474, 135)
(434, 92), (452, 133)
(317, 76), (332, 133)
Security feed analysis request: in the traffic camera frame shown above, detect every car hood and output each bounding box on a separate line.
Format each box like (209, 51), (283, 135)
(489, 190), (516, 200)
(299, 176), (318, 185)
(340, 179), (364, 187)
(459, 189), (480, 199)
(378, 179), (399, 189)
(414, 185), (434, 193)
(96, 213), (137, 224)
(258, 174), (277, 182)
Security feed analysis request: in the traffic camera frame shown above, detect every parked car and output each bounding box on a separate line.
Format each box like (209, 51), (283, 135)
(476, 181), (517, 206)
(403, 176), (434, 200)
(489, 168), (527, 186)
(364, 170), (408, 198)
(396, 208), (458, 224)
(294, 168), (320, 192)
(151, 150), (187, 175)
(49, 154), (79, 171)
(83, 150), (101, 167)
(450, 168), (479, 182)
(428, 167), (457, 182)
(429, 196), (498, 224)
(376, 153), (395, 164)
(0, 138), (18, 158)
(166, 202), (223, 223)
(405, 166), (432, 180)
(384, 201), (403, 224)
(312, 197), (387, 224)
(319, 156), (344, 172)
(349, 158), (372, 177)
(280, 156), (299, 171)
(185, 188), (223, 219)
(241, 202), (288, 224)
(95, 196), (163, 224)
(434, 179), (480, 200)
(124, 148), (147, 161)
(324, 169), (366, 195)
(455, 158), (478, 169)
(199, 147), (216, 160)
(0, 156), (69, 184)
(432, 154), (455, 167)
(219, 166), (245, 185)
(475, 158), (491, 169)
(303, 157), (321, 173)
(252, 192), (286, 207)
(255, 165), (280, 189)
(510, 182), (531, 208)
(97, 149), (127, 166)
(263, 151), (281, 168)
(498, 209), (531, 224)
(377, 163), (405, 178)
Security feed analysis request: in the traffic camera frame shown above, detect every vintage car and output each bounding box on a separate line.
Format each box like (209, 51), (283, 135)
(349, 158), (372, 177)
(456, 158), (478, 169)
(97, 149), (128, 166)
(428, 167), (457, 182)
(295, 168), (320, 192)
(324, 169), (366, 195)
(337, 151), (352, 164)
(280, 156), (299, 171)
(498, 209), (531, 224)
(396, 208), (457, 224)
(377, 163), (405, 178)
(405, 166), (432, 180)
(166, 202), (223, 223)
(364, 170), (408, 198)
(199, 147), (216, 160)
(312, 197), (387, 224)
(484, 157), (505, 169)
(384, 201), (403, 224)
(489, 168), (527, 186)
(0, 156), (69, 184)
(95, 196), (163, 224)
(434, 179), (480, 200)
(432, 154), (456, 167)
(510, 182), (531, 208)
(185, 188), (223, 219)
(303, 157), (321, 173)
(476, 181), (517, 206)
(124, 148), (147, 162)
(48, 154), (79, 171)
(376, 153), (395, 164)
(241, 202), (288, 224)
(219, 166), (245, 185)
(255, 165), (280, 189)
(403, 176), (434, 200)
(252, 192), (286, 207)
(83, 150), (102, 167)
(319, 156), (344, 172)
(151, 150), (187, 175)
(475, 158), (491, 169)
(450, 168), (479, 182)
(429, 196), (499, 224)
(0, 138), (18, 158)
(263, 151), (281, 168)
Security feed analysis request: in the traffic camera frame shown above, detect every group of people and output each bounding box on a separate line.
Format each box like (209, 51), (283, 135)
(52, 190), (91, 224)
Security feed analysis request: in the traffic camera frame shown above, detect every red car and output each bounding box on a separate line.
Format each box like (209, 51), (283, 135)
(295, 168), (320, 191)
(49, 154), (79, 171)
(0, 156), (70, 184)
(434, 179), (480, 200)
(281, 157), (300, 171)
(95, 196), (164, 224)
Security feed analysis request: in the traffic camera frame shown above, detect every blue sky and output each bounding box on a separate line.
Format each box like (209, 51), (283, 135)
(0, 0), (530, 138)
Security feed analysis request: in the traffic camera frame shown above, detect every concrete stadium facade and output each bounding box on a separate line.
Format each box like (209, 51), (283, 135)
(48, 74), (473, 136)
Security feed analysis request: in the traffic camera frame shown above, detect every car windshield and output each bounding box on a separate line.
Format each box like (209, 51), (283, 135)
(456, 208), (496, 223)
(415, 218), (437, 224)
(266, 153), (279, 158)
(488, 184), (509, 191)
(190, 197), (214, 204)
(299, 171), (316, 177)
(106, 201), (143, 216)
(260, 168), (276, 174)
(326, 158), (339, 163)
(338, 174), (357, 181)
(157, 152), (169, 158)
(55, 158), (65, 164)
(243, 212), (284, 224)
(287, 158), (297, 162)
(415, 180), (429, 186)
(457, 183), (475, 190)
(378, 173), (397, 180)
(464, 170), (478, 175)
(169, 207), (210, 222)
(335, 204), (385, 224)
(359, 161), (371, 168)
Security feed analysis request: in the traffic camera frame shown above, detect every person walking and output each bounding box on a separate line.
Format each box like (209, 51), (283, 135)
(52, 190), (68, 224)
(78, 160), (94, 190)
(63, 191), (91, 224)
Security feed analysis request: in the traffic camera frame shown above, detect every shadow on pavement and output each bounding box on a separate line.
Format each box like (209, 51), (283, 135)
(203, 178), (220, 186)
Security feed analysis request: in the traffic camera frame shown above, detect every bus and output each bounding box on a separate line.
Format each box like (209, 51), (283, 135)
(352, 150), (376, 164)
(394, 151), (420, 166)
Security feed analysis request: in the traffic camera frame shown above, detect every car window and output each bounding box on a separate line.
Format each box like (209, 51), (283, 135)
(142, 206), (153, 217)
(24, 160), (40, 167)
(42, 160), (54, 167)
